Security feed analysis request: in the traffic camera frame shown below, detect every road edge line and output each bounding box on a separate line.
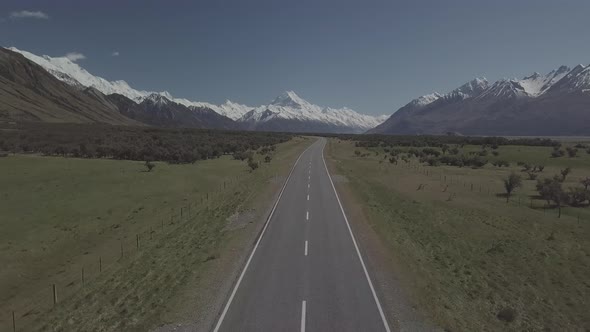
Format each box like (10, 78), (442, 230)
(212, 138), (316, 332)
(320, 138), (392, 332)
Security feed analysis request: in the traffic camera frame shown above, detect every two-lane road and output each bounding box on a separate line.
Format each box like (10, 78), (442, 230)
(214, 138), (390, 332)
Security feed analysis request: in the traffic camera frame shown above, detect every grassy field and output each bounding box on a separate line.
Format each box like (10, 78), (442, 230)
(0, 136), (311, 331)
(326, 139), (590, 331)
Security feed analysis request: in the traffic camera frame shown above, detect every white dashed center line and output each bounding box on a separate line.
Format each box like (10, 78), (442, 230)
(304, 240), (308, 256)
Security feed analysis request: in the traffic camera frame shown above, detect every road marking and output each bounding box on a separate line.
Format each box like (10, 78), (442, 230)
(308, 183), (310, 189)
(301, 300), (307, 332)
(306, 211), (309, 220)
(321, 140), (392, 332)
(305, 240), (308, 256)
(213, 141), (316, 332)
(308, 175), (310, 180)
(307, 194), (309, 201)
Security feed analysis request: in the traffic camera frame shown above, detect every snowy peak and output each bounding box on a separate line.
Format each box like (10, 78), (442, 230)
(477, 79), (528, 100)
(519, 66), (570, 96)
(145, 93), (170, 107)
(548, 64), (590, 93)
(409, 93), (442, 107)
(240, 91), (387, 132)
(270, 91), (310, 108)
(452, 77), (489, 98)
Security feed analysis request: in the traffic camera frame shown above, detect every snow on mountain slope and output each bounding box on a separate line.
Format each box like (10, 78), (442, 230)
(518, 65), (570, 96)
(8, 47), (254, 119)
(7, 47), (385, 128)
(549, 64), (590, 93)
(8, 47), (151, 101)
(240, 91), (386, 131)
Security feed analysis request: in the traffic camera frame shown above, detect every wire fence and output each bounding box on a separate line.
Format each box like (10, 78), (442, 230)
(3, 175), (244, 332)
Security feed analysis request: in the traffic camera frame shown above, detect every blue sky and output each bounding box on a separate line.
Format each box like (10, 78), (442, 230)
(1, 0), (590, 115)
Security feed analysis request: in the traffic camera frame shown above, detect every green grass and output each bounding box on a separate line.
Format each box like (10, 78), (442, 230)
(0, 136), (311, 331)
(327, 139), (590, 331)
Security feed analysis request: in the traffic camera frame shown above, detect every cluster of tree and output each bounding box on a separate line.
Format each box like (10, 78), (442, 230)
(504, 169), (590, 217)
(0, 122), (292, 164)
(330, 133), (558, 149)
(550, 144), (590, 158)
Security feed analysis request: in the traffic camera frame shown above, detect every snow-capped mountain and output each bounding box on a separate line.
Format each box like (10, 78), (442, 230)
(8, 47), (253, 119)
(369, 64), (590, 136)
(7, 47), (383, 131)
(239, 91), (386, 134)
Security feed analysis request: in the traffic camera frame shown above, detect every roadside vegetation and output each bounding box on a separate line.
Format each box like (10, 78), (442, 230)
(0, 122), (291, 164)
(0, 125), (310, 332)
(326, 136), (590, 331)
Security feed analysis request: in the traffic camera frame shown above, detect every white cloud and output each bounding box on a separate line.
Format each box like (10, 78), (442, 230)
(65, 52), (86, 62)
(10, 10), (49, 20)
(111, 51), (120, 57)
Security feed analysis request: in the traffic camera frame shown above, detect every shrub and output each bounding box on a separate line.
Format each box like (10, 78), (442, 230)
(144, 161), (156, 172)
(526, 171), (538, 180)
(248, 159), (259, 171)
(264, 155), (272, 163)
(551, 149), (565, 158)
(492, 151), (499, 156)
(566, 147), (578, 158)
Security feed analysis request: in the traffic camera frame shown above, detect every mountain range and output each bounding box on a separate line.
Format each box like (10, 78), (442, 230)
(370, 64), (590, 135)
(3, 47), (385, 133)
(2, 46), (589, 136)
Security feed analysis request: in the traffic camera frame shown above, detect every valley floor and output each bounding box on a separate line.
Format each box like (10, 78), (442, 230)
(325, 139), (590, 331)
(0, 136), (311, 332)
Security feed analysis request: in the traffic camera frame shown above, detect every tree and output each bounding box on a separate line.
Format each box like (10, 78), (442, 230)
(560, 167), (571, 182)
(354, 150), (361, 157)
(568, 187), (589, 207)
(441, 145), (449, 155)
(581, 177), (590, 191)
(536, 176), (567, 217)
(144, 160), (156, 172)
(264, 155), (272, 163)
(503, 172), (522, 203)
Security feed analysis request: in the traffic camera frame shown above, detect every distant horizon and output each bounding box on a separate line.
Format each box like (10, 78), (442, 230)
(2, 0), (590, 115)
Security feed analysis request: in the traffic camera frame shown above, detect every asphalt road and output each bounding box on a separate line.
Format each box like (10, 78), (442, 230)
(214, 138), (390, 332)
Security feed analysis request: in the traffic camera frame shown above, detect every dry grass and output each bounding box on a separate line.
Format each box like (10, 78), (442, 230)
(326, 139), (590, 331)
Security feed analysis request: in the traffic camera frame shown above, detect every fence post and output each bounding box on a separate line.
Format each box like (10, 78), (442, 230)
(52, 284), (57, 306)
(150, 227), (153, 240)
(12, 310), (15, 332)
(99, 256), (102, 273)
(82, 268), (85, 287)
(120, 242), (124, 259)
(136, 234), (140, 250)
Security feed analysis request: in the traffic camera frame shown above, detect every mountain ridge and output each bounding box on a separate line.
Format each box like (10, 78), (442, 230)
(369, 64), (590, 136)
(7, 47), (385, 132)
